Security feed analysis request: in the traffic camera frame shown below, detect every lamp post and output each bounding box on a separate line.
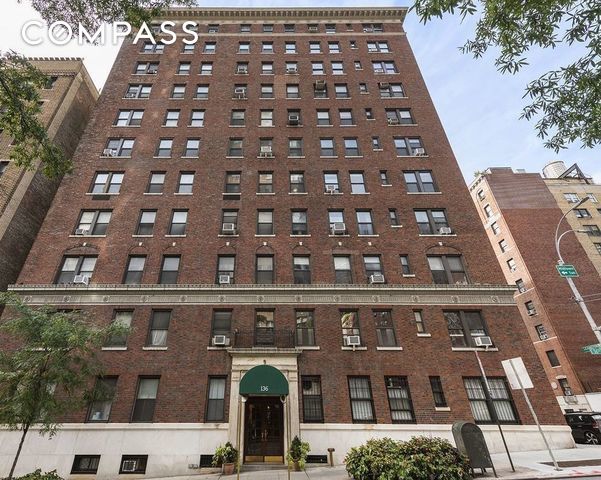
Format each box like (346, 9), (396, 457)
(554, 197), (601, 344)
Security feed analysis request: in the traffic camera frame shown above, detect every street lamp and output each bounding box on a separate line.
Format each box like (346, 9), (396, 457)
(554, 197), (601, 344)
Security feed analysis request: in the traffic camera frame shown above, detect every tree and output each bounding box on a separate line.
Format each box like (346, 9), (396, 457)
(411, 0), (601, 152)
(0, 293), (129, 479)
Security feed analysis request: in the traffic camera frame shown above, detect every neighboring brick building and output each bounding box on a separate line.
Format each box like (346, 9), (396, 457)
(469, 164), (601, 414)
(0, 57), (98, 292)
(2, 9), (573, 479)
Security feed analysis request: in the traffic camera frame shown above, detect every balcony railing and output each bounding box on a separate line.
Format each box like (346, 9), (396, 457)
(232, 328), (294, 349)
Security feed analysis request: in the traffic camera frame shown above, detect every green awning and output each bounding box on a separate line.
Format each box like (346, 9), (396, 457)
(239, 365), (289, 396)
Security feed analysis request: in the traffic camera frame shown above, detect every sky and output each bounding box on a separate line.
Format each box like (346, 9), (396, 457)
(1, 0), (599, 184)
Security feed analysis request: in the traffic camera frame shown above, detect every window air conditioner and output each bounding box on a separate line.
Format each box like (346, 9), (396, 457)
(103, 149), (117, 157)
(438, 227), (453, 235)
(212, 335), (228, 346)
(369, 273), (385, 284)
(219, 275), (231, 284)
(379, 82), (390, 88)
(332, 222), (346, 234)
(75, 228), (89, 235)
(387, 117), (399, 125)
(237, 66), (248, 74)
(413, 148), (426, 156)
(234, 87), (247, 98)
(364, 27), (374, 32)
(474, 336), (493, 347)
(315, 80), (326, 91)
(287, 67), (298, 74)
(222, 223), (236, 234)
(148, 70), (158, 75)
(374, 68), (385, 74)
(259, 146), (273, 157)
(73, 275), (90, 285)
(325, 185), (338, 194)
(121, 460), (138, 473)
(345, 335), (361, 346)
(308, 26), (318, 32)
(125, 92), (137, 98)
(288, 114), (300, 125)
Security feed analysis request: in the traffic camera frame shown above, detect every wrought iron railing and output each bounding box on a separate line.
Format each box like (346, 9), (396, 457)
(232, 328), (295, 349)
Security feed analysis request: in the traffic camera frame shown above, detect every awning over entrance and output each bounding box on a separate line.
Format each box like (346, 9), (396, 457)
(239, 365), (289, 396)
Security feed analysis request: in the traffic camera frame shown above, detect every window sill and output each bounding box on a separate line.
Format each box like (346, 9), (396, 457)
(407, 192), (442, 195)
(181, 156), (200, 159)
(391, 225), (403, 228)
(320, 156), (338, 159)
(112, 125), (141, 128)
(152, 156), (172, 159)
(358, 234), (379, 237)
(381, 184), (392, 187)
(142, 346), (168, 351)
(100, 155), (131, 159)
(297, 346), (320, 350)
(435, 407), (451, 412)
(229, 125), (246, 127)
(174, 193), (193, 196)
(69, 234), (106, 238)
(289, 192), (308, 195)
(402, 274), (416, 278)
(288, 156), (305, 159)
(417, 333), (432, 338)
(218, 234), (239, 237)
(340, 124), (357, 127)
(256, 192), (276, 195)
(255, 234), (276, 237)
(132, 234), (153, 238)
(373, 148), (384, 152)
(345, 156), (364, 159)
(418, 234), (457, 237)
(351, 192), (370, 195)
(388, 123), (418, 127)
(329, 234), (350, 237)
(324, 192), (343, 195)
(225, 156), (244, 159)
(86, 192), (119, 196)
(317, 125), (333, 128)
(376, 346), (403, 351)
(222, 192), (241, 196)
(101, 346), (127, 351)
(207, 346), (229, 350)
(291, 234), (311, 237)
(143, 192), (163, 195)
(396, 155), (430, 158)
(341, 346), (368, 351)
(165, 235), (186, 238)
(451, 347), (498, 352)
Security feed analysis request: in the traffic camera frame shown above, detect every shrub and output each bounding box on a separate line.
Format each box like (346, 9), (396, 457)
(211, 441), (239, 467)
(11, 470), (64, 480)
(345, 436), (471, 480)
(287, 435), (311, 469)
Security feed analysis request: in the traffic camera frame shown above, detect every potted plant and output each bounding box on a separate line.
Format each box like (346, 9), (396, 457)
(212, 442), (239, 475)
(287, 435), (310, 471)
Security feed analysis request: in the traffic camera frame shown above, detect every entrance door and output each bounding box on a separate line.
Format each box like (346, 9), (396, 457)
(244, 397), (284, 463)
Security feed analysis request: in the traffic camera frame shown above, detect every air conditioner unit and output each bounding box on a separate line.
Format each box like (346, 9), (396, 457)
(374, 68), (385, 74)
(288, 114), (300, 125)
(148, 70), (158, 75)
(75, 228), (89, 235)
(103, 149), (117, 157)
(219, 274), (231, 284)
(369, 273), (385, 284)
(73, 275), (90, 285)
(212, 335), (228, 346)
(121, 460), (138, 473)
(234, 87), (247, 98)
(387, 117), (399, 125)
(308, 26), (318, 32)
(474, 336), (493, 347)
(438, 227), (453, 235)
(222, 223), (236, 234)
(364, 27), (374, 32)
(345, 335), (361, 346)
(125, 92), (137, 98)
(314, 80), (326, 90)
(287, 67), (298, 74)
(564, 394), (577, 404)
(259, 146), (274, 157)
(332, 222), (346, 234)
(413, 148), (426, 156)
(379, 82), (390, 88)
(325, 185), (338, 194)
(237, 66), (248, 74)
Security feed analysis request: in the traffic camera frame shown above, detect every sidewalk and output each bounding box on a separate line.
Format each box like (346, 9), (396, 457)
(154, 445), (601, 480)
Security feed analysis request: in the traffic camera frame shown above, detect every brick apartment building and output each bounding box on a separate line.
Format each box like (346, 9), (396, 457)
(469, 164), (601, 414)
(0, 58), (98, 292)
(1, 9), (575, 478)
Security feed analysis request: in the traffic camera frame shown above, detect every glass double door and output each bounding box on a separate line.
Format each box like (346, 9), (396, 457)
(244, 397), (284, 463)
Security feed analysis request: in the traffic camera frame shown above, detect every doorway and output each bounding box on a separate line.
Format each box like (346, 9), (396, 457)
(244, 397), (284, 463)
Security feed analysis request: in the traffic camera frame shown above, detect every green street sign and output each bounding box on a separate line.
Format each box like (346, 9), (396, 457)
(582, 344), (601, 355)
(557, 264), (579, 278)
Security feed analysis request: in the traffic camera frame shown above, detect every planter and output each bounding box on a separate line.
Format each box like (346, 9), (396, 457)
(223, 463), (235, 475)
(292, 460), (301, 472)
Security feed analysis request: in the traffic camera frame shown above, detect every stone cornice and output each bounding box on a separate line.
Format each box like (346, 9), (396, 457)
(157, 7), (407, 24)
(9, 283), (517, 307)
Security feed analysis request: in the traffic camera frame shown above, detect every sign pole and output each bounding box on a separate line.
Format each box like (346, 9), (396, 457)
(475, 349), (515, 472)
(236, 396), (242, 480)
(507, 360), (560, 471)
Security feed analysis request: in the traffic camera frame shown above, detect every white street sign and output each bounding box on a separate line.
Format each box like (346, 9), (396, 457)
(502, 357), (534, 390)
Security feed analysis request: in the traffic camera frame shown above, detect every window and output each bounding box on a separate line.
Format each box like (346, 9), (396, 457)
(159, 255), (180, 284)
(177, 172), (194, 194)
(208, 24), (219, 33)
(535, 324), (549, 340)
(290, 172), (306, 193)
(147, 310), (171, 347)
(325, 24), (336, 33)
(56, 255), (97, 284)
(328, 41), (340, 53)
(230, 110), (246, 126)
(516, 278), (527, 293)
(119, 455), (147, 474)
(263, 24), (273, 32)
(344, 138), (359, 156)
(332, 61), (344, 75)
(228, 138), (243, 157)
(575, 208), (591, 218)
(365, 108), (374, 119)
(348, 377), (374, 422)
(285, 42), (296, 54)
(491, 222), (501, 235)
(211, 310), (232, 343)
(225, 172), (241, 193)
(312, 62), (325, 75)
(395, 137), (424, 156)
(389, 209), (400, 226)
(87, 377), (117, 422)
(292, 210), (308, 235)
(90, 171), (123, 194)
(363, 23), (383, 32)
(260, 84), (274, 98)
(372, 60), (397, 74)
(587, 193), (598, 203)
(356, 210), (374, 235)
(355, 61), (362, 70)
(262, 41), (274, 53)
(564, 193), (580, 203)
(310, 42), (321, 54)
(183, 138), (200, 157)
(75, 210), (111, 235)
(371, 137), (381, 150)
(380, 170), (390, 185)
(125, 84), (151, 99)
(177, 62), (190, 75)
(115, 109), (143, 126)
(286, 84), (300, 99)
(379, 83), (404, 98)
(238, 41), (250, 54)
(258, 172), (273, 193)
(301, 376), (323, 422)
(483, 204), (494, 218)
(71, 455), (101, 474)
(217, 255), (235, 282)
(284, 24), (295, 32)
(320, 138), (335, 156)
(255, 310), (275, 345)
(163, 110), (180, 127)
(256, 255), (274, 284)
(156, 138), (173, 157)
(445, 311), (490, 348)
(525, 301), (537, 316)
(400, 255), (412, 275)
(169, 210), (188, 235)
(260, 138), (273, 156)
(386, 377), (414, 423)
(293, 255), (311, 284)
(499, 239), (508, 252)
(131, 378), (159, 422)
(317, 110), (331, 126)
(171, 84), (185, 99)
(44, 76), (58, 89)
(257, 210), (274, 235)
(296, 311), (315, 346)
(414, 310), (425, 333)
(136, 210), (156, 235)
(206, 377), (226, 421)
(403, 171), (436, 193)
(367, 41), (389, 52)
(329, 210), (345, 232)
(286, 62), (298, 74)
(374, 310), (396, 347)
(104, 138), (134, 157)
(200, 62), (213, 75)
(189, 110), (205, 127)
(135, 61), (159, 74)
(334, 256), (352, 283)
(221, 210), (238, 235)
(236, 62), (249, 74)
(429, 377), (448, 407)
(558, 378), (573, 396)
(335, 84), (350, 98)
(324, 172), (340, 193)
(477, 189), (486, 201)
(260, 110), (274, 127)
(124, 256), (145, 284)
(289, 138), (303, 156)
(416, 209), (450, 235)
(195, 84), (209, 99)
(507, 258), (517, 272)
(339, 109), (354, 126)
(583, 225), (601, 236)
(428, 255), (467, 284)
(105, 310), (132, 348)
(350, 172), (366, 193)
(364, 255), (383, 280)
(261, 62), (274, 75)
(463, 377), (517, 424)
(182, 43), (194, 53)
(595, 243), (601, 254)
(386, 108), (413, 125)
